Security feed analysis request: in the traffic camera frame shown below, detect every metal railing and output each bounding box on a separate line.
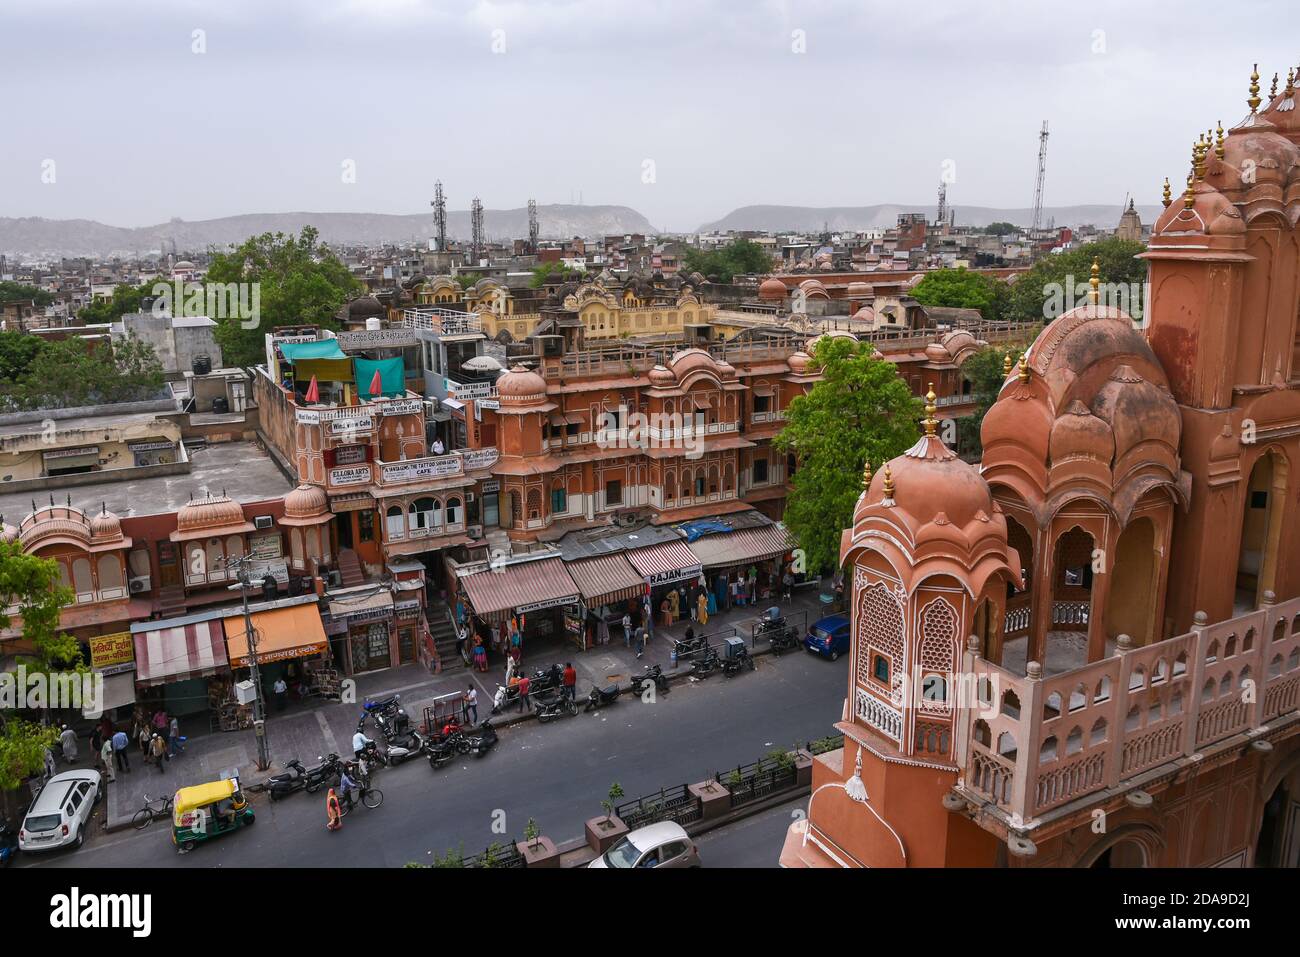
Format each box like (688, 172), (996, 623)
(715, 755), (799, 808)
(615, 785), (702, 830)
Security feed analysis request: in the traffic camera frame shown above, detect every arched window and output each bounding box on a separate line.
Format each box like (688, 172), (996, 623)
(410, 498), (436, 533)
(225, 536), (244, 561)
(290, 529), (304, 566)
(430, 498), (444, 529)
(446, 496), (463, 526)
(72, 557), (93, 595)
(205, 538), (224, 577)
(96, 554), (123, 592)
(386, 505), (405, 540)
(306, 527), (321, 562)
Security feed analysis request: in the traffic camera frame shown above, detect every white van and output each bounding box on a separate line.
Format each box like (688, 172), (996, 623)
(19, 769), (103, 852)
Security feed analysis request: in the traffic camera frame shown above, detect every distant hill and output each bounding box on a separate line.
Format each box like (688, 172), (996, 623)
(0, 205), (659, 258)
(698, 203), (1164, 233)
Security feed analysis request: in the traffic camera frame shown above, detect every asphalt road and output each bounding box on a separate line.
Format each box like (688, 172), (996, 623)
(694, 795), (807, 868)
(18, 649), (846, 869)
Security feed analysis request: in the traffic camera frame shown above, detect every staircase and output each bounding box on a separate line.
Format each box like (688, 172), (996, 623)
(158, 584), (187, 618)
(427, 599), (463, 672)
(336, 548), (366, 589)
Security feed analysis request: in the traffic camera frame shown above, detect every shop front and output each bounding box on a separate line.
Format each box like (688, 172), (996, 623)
(130, 613), (231, 723)
(326, 588), (396, 674)
(565, 553), (647, 650)
(685, 522), (794, 608)
(82, 630), (137, 722)
(458, 556), (582, 656)
(625, 538), (704, 623)
(221, 597), (332, 708)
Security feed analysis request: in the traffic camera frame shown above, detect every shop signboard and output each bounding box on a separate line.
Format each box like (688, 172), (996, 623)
(248, 533), (283, 562)
(329, 465), (372, 487)
(89, 631), (135, 676)
(395, 599), (421, 619)
(515, 593), (580, 614)
(329, 415), (373, 435)
(338, 606), (392, 626)
(43, 445), (99, 461)
(447, 379), (496, 400)
(374, 397), (423, 417)
(379, 454), (462, 484)
(336, 329), (417, 350)
(461, 447), (500, 471)
(645, 564), (703, 587)
(334, 445), (368, 465)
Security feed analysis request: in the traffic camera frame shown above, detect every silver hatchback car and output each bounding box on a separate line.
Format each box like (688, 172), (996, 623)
(19, 769), (103, 853)
(589, 821), (701, 868)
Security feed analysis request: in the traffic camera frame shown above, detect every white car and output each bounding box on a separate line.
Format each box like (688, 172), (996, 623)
(589, 821), (701, 868)
(19, 769), (103, 852)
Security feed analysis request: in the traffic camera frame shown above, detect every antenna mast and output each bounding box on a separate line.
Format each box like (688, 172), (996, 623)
(470, 196), (485, 264)
(1031, 120), (1049, 233)
(431, 181), (447, 252)
(936, 180), (947, 228)
(527, 198), (539, 253)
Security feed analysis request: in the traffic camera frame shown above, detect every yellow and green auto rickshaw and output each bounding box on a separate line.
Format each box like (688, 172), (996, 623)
(171, 777), (255, 853)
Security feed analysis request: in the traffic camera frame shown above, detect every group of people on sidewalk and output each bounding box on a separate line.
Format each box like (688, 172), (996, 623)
(86, 709), (185, 783)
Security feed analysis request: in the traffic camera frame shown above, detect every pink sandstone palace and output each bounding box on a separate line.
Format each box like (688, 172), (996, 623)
(781, 65), (1300, 868)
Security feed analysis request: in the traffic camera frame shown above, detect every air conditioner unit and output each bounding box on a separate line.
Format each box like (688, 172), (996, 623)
(468, 524), (483, 540)
(327, 570), (343, 589)
(128, 577), (150, 594)
(253, 515), (273, 530)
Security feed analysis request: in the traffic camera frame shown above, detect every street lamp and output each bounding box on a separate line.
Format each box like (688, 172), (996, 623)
(227, 555), (271, 771)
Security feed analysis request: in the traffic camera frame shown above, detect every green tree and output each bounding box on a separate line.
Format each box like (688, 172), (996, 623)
(76, 279), (158, 325)
(681, 239), (774, 283)
(0, 282), (54, 308)
(528, 262), (586, 288)
(910, 267), (1009, 321)
(0, 542), (82, 791)
(1006, 238), (1147, 326)
(983, 221), (1020, 235)
(955, 346), (1015, 458)
(0, 331), (47, 382)
(774, 337), (922, 574)
(0, 334), (163, 409)
(206, 227), (361, 367)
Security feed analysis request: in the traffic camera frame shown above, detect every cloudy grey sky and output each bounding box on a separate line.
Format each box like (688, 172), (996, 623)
(1, 0), (1294, 231)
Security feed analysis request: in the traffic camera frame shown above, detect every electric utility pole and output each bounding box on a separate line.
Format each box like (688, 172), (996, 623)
(228, 555), (271, 771)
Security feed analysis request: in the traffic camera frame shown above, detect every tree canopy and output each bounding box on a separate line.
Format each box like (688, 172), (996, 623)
(681, 239), (774, 284)
(528, 262), (586, 288)
(77, 279), (158, 325)
(774, 336), (921, 574)
(909, 267), (1010, 321)
(0, 282), (54, 308)
(206, 227), (361, 367)
(983, 221), (1020, 235)
(0, 331), (164, 411)
(1005, 237), (1147, 326)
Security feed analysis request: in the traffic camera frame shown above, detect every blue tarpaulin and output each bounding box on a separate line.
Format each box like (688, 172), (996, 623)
(678, 520), (734, 543)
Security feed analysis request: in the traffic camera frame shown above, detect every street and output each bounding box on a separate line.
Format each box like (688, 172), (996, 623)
(18, 648), (846, 868)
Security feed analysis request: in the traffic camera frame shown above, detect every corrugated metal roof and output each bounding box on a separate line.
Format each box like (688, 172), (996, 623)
(687, 523), (793, 568)
(566, 553), (645, 606)
(460, 557), (580, 618)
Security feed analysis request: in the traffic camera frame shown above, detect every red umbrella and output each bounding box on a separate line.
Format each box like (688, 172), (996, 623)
(304, 375), (319, 404)
(368, 368), (384, 398)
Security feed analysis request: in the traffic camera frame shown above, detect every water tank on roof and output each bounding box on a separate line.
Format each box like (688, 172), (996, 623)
(366, 317), (382, 331)
(192, 354), (212, 376)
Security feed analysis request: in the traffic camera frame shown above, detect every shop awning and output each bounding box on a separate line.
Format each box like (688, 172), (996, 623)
(223, 603), (330, 668)
(460, 557), (580, 621)
(687, 523), (793, 568)
(132, 619), (228, 687)
(280, 339), (347, 362)
(566, 553), (645, 607)
(625, 539), (702, 586)
(82, 671), (137, 718)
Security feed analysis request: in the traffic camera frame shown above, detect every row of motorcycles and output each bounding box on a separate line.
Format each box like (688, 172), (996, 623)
(673, 632), (756, 678)
(489, 663), (672, 722)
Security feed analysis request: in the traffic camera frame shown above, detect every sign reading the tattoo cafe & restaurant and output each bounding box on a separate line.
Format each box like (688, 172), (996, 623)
(379, 455), (463, 483)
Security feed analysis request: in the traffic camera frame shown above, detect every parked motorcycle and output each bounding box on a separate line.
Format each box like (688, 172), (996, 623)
(427, 732), (471, 769)
(584, 684), (621, 712)
(270, 753), (341, 799)
(691, 646), (720, 678)
(630, 664), (670, 697)
(463, 720), (498, 758)
(490, 683), (517, 716)
(363, 693), (401, 715)
(529, 664), (564, 696)
(674, 632), (707, 658)
(722, 646), (756, 677)
(535, 689), (579, 723)
(384, 730), (427, 766)
(757, 612), (799, 655)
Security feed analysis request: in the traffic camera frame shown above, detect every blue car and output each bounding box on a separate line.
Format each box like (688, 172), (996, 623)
(804, 614), (850, 660)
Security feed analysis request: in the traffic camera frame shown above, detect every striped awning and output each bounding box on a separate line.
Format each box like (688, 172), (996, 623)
(132, 619), (228, 687)
(625, 539), (702, 586)
(687, 523), (793, 569)
(566, 553), (645, 607)
(460, 557), (580, 621)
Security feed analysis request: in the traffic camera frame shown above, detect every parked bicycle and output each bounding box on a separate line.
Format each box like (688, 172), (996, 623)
(132, 793), (175, 829)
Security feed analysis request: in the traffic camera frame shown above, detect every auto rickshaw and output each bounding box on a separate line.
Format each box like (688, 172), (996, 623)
(171, 777), (255, 853)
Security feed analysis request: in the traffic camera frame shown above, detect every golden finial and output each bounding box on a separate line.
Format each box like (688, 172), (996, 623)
(1286, 68), (1296, 98)
(1003, 351), (1013, 376)
(1215, 121), (1225, 159)
(1271, 72), (1280, 98)
(1184, 170), (1196, 209)
(1088, 257), (1101, 305)
(1249, 63), (1261, 113)
(1193, 137), (1207, 180)
(1018, 353), (1030, 383)
(924, 383), (938, 437)
(1162, 176), (1172, 208)
(882, 463), (895, 499)
(862, 458), (873, 489)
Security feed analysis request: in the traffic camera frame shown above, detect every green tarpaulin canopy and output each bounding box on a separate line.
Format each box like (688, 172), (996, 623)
(354, 357), (405, 399)
(280, 339), (347, 363)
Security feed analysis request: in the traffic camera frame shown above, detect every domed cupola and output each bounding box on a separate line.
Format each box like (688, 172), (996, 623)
(171, 492), (254, 542)
(495, 365), (549, 406)
(648, 364), (675, 387)
(280, 484), (332, 527)
(1049, 400), (1116, 465)
(88, 504), (124, 542)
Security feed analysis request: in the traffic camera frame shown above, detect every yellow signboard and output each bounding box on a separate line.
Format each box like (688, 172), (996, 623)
(90, 631), (135, 673)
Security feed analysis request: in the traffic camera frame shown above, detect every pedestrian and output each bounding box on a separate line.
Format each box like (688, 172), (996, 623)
(634, 625), (646, 659)
(697, 591), (709, 627)
(137, 723), (152, 764)
(621, 612), (632, 647)
(782, 569), (794, 602)
(352, 726), (371, 760)
(89, 726), (102, 768)
(112, 728), (130, 772)
(338, 765), (359, 812)
(517, 673), (531, 712)
(150, 733), (167, 773)
(168, 714), (184, 757)
(152, 708), (168, 735)
(59, 724), (78, 764)
(273, 676), (288, 712)
(706, 589), (717, 616)
(464, 685), (479, 725)
(100, 737), (116, 783)
(597, 614), (610, 646)
(731, 578), (742, 608)
(660, 597), (672, 629)
(325, 787), (343, 831)
(42, 747), (56, 781)
(563, 662), (577, 702)
(456, 624), (468, 662)
(474, 635), (488, 672)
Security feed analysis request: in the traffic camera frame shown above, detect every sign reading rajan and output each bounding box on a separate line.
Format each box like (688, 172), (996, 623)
(90, 631), (135, 674)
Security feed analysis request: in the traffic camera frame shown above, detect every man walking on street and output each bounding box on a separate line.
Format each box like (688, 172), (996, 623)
(59, 724), (78, 764)
(634, 624), (646, 659)
(562, 662), (577, 702)
(112, 728), (130, 773)
(273, 676), (288, 712)
(517, 673), (531, 712)
(464, 685), (479, 725)
(621, 612), (632, 648)
(168, 714), (184, 757)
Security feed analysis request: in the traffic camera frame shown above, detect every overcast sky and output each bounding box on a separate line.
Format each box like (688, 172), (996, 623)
(1, 0), (1295, 231)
